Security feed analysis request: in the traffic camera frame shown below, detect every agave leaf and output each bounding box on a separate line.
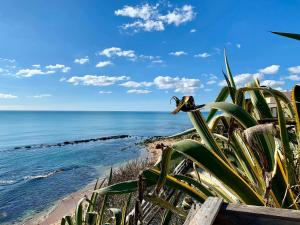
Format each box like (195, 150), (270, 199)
(109, 208), (122, 225)
(187, 109), (228, 162)
(98, 168), (113, 225)
(75, 198), (85, 225)
(87, 178), (106, 213)
(144, 195), (187, 219)
(61, 218), (66, 225)
(121, 194), (131, 225)
(292, 85), (300, 132)
(143, 169), (207, 203)
(236, 86), (296, 186)
(205, 101), (276, 174)
(156, 146), (173, 193)
(205, 102), (257, 128)
(206, 86), (230, 123)
(248, 79), (273, 119)
(190, 171), (237, 203)
(272, 31), (300, 41)
(174, 174), (213, 197)
(65, 216), (74, 225)
(224, 49), (236, 89)
(94, 180), (138, 195)
(168, 127), (196, 138)
(86, 212), (97, 225)
(160, 192), (182, 225)
(172, 139), (264, 205)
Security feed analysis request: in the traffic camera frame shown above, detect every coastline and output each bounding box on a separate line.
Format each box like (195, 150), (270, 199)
(22, 181), (98, 225)
(22, 136), (175, 225)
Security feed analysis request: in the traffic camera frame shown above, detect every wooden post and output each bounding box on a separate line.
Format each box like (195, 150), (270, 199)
(184, 197), (223, 225)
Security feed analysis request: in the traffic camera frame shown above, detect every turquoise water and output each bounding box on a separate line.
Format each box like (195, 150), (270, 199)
(0, 111), (192, 224)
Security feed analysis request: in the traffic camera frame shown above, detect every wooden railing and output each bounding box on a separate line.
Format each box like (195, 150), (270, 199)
(184, 197), (300, 225)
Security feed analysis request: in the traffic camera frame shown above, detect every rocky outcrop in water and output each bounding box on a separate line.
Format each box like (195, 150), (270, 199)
(13, 135), (130, 150)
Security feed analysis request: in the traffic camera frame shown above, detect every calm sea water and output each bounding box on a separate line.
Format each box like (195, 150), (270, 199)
(0, 111), (193, 224)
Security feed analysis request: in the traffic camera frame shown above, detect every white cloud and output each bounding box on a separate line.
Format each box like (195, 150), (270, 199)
(258, 65), (280, 74)
(96, 61), (113, 68)
(190, 28), (196, 33)
(115, 4), (195, 32)
(159, 5), (195, 26)
(127, 89), (152, 94)
(204, 88), (212, 92)
(16, 69), (55, 77)
(288, 66), (300, 74)
(236, 43), (241, 48)
(67, 75), (129, 86)
(31, 94), (52, 98)
(206, 80), (216, 85)
(219, 73), (262, 87)
(74, 56), (89, 65)
(194, 52), (211, 58)
(122, 20), (165, 32)
(99, 47), (136, 58)
(0, 93), (17, 99)
(151, 59), (164, 64)
(115, 3), (158, 20)
(0, 58), (15, 63)
(169, 51), (187, 56)
(32, 64), (41, 68)
(285, 74), (300, 81)
(261, 80), (285, 89)
(120, 81), (153, 88)
(45, 64), (71, 73)
(99, 91), (112, 94)
(154, 76), (202, 95)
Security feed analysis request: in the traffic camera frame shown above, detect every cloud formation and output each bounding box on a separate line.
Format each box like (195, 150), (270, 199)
(99, 91), (112, 94)
(288, 66), (300, 74)
(219, 73), (262, 87)
(259, 65), (280, 74)
(194, 52), (210, 58)
(16, 69), (55, 77)
(120, 81), (153, 88)
(31, 94), (52, 98)
(154, 76), (202, 95)
(285, 74), (300, 81)
(127, 89), (152, 94)
(0, 93), (17, 99)
(115, 4), (196, 32)
(74, 57), (89, 65)
(99, 47), (136, 58)
(261, 79), (285, 89)
(67, 75), (129, 86)
(96, 61), (113, 68)
(169, 51), (187, 56)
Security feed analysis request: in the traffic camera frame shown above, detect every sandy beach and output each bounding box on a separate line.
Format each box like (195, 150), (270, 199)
(22, 137), (171, 225)
(23, 181), (97, 225)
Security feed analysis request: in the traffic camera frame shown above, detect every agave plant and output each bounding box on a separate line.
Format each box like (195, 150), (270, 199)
(60, 169), (133, 225)
(61, 32), (300, 225)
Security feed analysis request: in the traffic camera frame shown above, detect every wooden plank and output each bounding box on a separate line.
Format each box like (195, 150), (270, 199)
(184, 197), (223, 225)
(214, 202), (300, 225)
(222, 203), (300, 221)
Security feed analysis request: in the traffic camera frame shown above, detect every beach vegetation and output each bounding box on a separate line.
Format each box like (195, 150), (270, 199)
(61, 32), (300, 225)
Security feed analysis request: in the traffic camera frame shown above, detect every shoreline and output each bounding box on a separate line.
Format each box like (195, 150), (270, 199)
(22, 136), (177, 225)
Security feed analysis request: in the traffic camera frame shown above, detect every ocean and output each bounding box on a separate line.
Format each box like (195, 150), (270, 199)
(0, 111), (193, 224)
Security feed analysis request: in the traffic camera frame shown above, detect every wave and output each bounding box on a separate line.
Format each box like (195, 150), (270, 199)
(0, 179), (16, 185)
(11, 134), (131, 151)
(24, 165), (81, 182)
(0, 166), (81, 186)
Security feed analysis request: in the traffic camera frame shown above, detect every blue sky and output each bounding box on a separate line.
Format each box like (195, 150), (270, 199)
(0, 0), (300, 111)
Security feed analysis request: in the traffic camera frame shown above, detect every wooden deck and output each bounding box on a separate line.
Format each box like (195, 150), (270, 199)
(184, 197), (300, 225)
